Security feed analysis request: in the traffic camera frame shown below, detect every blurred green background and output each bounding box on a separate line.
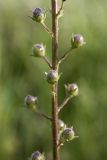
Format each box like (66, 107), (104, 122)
(0, 0), (107, 160)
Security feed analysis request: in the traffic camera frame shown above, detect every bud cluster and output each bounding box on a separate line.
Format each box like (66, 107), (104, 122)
(58, 120), (78, 146)
(25, 1), (86, 159)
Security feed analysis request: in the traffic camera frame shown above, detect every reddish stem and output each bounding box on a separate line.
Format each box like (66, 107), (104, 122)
(51, 1), (60, 160)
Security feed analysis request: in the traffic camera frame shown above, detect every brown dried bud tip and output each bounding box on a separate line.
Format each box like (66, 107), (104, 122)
(32, 8), (46, 23)
(71, 34), (85, 48)
(65, 83), (79, 97)
(32, 44), (45, 57)
(24, 95), (38, 111)
(45, 70), (59, 84)
(30, 151), (45, 160)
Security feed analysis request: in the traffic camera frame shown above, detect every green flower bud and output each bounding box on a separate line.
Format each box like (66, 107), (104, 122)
(65, 83), (79, 97)
(45, 70), (59, 84)
(58, 120), (66, 132)
(32, 8), (46, 23)
(24, 95), (38, 111)
(30, 151), (45, 160)
(60, 127), (76, 144)
(32, 44), (45, 57)
(71, 34), (85, 48)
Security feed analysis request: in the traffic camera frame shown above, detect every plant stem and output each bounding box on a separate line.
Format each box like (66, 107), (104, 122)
(36, 111), (52, 121)
(51, 1), (60, 160)
(57, 1), (64, 18)
(58, 48), (72, 64)
(42, 56), (52, 68)
(58, 96), (71, 112)
(41, 22), (53, 37)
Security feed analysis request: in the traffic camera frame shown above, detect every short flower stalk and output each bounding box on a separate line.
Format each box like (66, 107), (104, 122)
(30, 7), (53, 37)
(24, 1), (86, 160)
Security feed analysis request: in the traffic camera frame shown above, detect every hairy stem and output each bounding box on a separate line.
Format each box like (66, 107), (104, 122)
(51, 1), (60, 160)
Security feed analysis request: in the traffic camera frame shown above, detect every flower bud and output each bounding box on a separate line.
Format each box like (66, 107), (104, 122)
(60, 127), (76, 144)
(30, 151), (45, 160)
(32, 44), (45, 57)
(71, 34), (85, 48)
(65, 83), (79, 97)
(32, 8), (46, 23)
(58, 120), (66, 132)
(45, 70), (59, 84)
(24, 95), (38, 111)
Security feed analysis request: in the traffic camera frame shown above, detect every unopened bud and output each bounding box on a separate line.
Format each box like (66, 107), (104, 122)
(24, 95), (38, 111)
(32, 8), (46, 23)
(58, 120), (66, 132)
(71, 34), (85, 48)
(45, 70), (59, 84)
(65, 83), (79, 97)
(30, 151), (45, 160)
(60, 127), (77, 144)
(32, 44), (45, 57)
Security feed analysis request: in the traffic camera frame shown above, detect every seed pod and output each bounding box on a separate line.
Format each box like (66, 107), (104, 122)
(30, 151), (45, 160)
(32, 44), (45, 57)
(71, 34), (85, 48)
(24, 95), (38, 111)
(32, 8), (46, 23)
(58, 119), (66, 132)
(65, 83), (79, 97)
(45, 70), (59, 84)
(60, 127), (75, 144)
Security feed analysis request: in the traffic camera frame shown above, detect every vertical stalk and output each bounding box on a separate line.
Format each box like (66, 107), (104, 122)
(51, 1), (59, 160)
